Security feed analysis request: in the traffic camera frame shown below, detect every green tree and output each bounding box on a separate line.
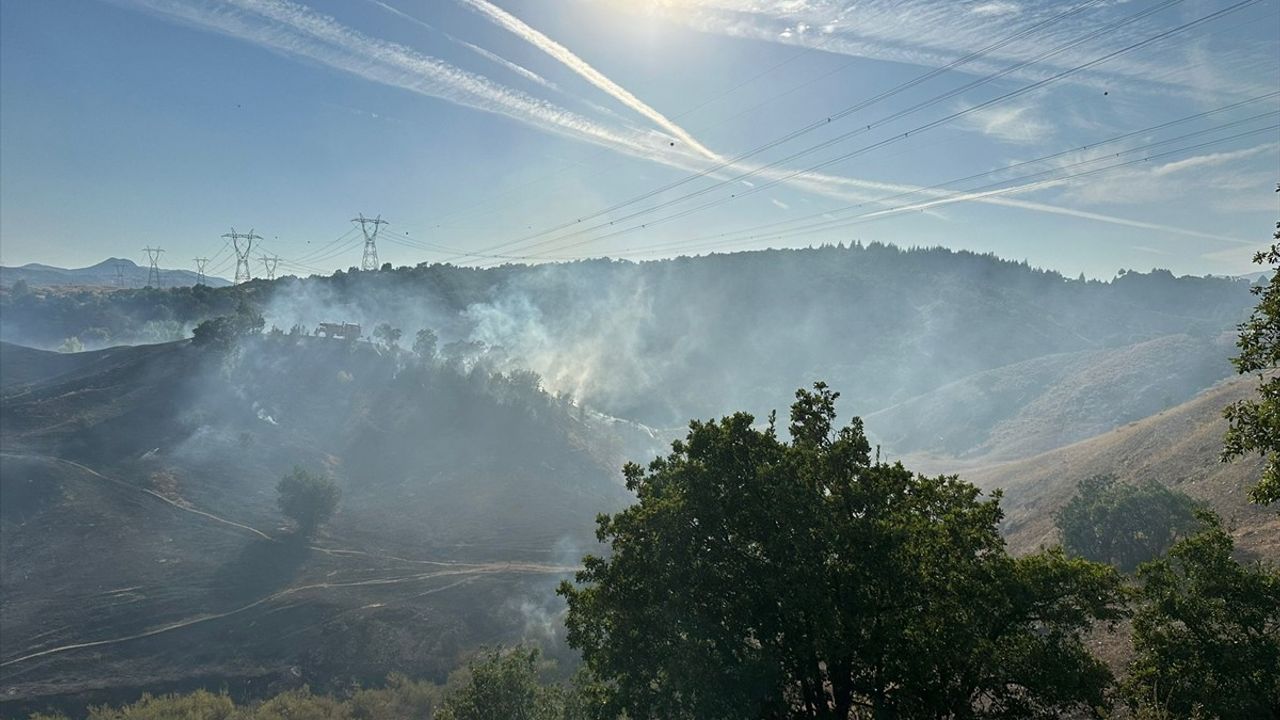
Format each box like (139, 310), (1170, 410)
(413, 328), (438, 360)
(1124, 513), (1280, 719)
(84, 690), (236, 719)
(276, 466), (340, 536)
(1055, 475), (1202, 572)
(1223, 207), (1280, 505)
(252, 686), (350, 720)
(560, 383), (1124, 720)
(373, 322), (402, 351)
(435, 647), (566, 720)
(191, 300), (265, 349)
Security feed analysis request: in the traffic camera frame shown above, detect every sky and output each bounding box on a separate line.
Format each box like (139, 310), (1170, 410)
(1, 0), (1277, 280)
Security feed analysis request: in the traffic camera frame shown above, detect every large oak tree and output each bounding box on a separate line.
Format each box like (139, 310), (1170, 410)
(560, 384), (1124, 720)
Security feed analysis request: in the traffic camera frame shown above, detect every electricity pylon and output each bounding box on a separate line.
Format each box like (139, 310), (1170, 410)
(193, 257), (209, 286)
(352, 214), (388, 271)
(260, 254), (281, 281)
(114, 262), (127, 288)
(142, 247), (164, 288)
(222, 228), (262, 284)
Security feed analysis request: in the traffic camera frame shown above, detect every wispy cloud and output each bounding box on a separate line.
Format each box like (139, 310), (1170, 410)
(955, 100), (1054, 144)
(1063, 141), (1279, 205)
(455, 0), (722, 160)
(971, 2), (1022, 18)
(632, 0), (1273, 99)
(111, 0), (1248, 250)
(770, 198), (791, 209)
(119, 0), (680, 160)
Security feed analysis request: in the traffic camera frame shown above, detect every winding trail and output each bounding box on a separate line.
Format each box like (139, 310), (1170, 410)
(11, 454), (274, 541)
(0, 453), (581, 669)
(0, 563), (575, 668)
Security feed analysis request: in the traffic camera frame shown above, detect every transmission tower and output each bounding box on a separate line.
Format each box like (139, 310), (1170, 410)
(352, 214), (388, 271)
(222, 228), (262, 284)
(259, 254), (281, 281)
(193, 257), (209, 286)
(114, 262), (127, 288)
(142, 247), (164, 288)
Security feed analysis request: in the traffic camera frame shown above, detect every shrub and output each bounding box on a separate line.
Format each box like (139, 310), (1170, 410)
(276, 466), (340, 536)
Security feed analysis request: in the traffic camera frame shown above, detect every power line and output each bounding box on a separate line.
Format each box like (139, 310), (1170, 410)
(480, 0), (1262, 264)
(565, 99), (1280, 261)
(259, 253), (281, 281)
(453, 0), (1150, 262)
(142, 246), (164, 288)
(607, 123), (1280, 260)
(352, 213), (389, 271)
(222, 228), (263, 284)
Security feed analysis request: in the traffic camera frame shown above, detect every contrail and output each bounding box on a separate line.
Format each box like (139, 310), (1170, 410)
(115, 0), (1242, 248)
(123, 0), (670, 157)
(455, 38), (559, 90)
(456, 0), (722, 160)
(364, 0), (558, 89)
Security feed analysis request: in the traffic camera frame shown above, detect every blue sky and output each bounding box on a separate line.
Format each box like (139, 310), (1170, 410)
(1, 0), (1277, 280)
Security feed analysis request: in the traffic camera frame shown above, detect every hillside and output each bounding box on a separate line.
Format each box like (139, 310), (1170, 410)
(0, 245), (1257, 453)
(0, 259), (230, 289)
(865, 333), (1235, 460)
(0, 338), (632, 714)
(960, 376), (1279, 560)
(0, 245), (1271, 714)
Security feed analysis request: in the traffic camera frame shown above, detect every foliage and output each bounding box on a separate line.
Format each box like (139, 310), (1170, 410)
(251, 687), (349, 720)
(347, 673), (441, 719)
(1124, 512), (1280, 719)
(192, 301), (265, 349)
(85, 690), (236, 719)
(1055, 475), (1202, 572)
(30, 674), (445, 719)
(1223, 210), (1280, 504)
(372, 323), (402, 351)
(560, 383), (1125, 720)
(413, 328), (438, 360)
(435, 647), (569, 720)
(276, 466), (340, 536)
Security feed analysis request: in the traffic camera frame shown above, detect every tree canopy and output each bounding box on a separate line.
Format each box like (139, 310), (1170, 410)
(1055, 474), (1201, 572)
(560, 383), (1124, 720)
(275, 466), (340, 536)
(1124, 513), (1280, 718)
(1223, 210), (1280, 505)
(435, 647), (576, 720)
(191, 300), (265, 349)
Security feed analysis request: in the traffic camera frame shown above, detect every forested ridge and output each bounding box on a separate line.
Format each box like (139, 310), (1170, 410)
(1, 244), (1255, 429)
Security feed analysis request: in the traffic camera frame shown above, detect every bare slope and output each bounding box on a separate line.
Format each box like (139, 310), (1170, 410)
(866, 333), (1234, 461)
(960, 376), (1279, 560)
(0, 339), (630, 713)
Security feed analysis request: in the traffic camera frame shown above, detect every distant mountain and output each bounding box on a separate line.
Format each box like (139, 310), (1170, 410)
(0, 258), (230, 288)
(1238, 269), (1274, 284)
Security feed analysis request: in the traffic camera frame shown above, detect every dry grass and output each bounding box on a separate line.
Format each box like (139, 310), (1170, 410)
(958, 375), (1279, 560)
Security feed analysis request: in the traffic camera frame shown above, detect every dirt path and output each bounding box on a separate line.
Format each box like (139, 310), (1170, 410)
(0, 453), (581, 669)
(0, 563), (576, 668)
(6, 453), (274, 541)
